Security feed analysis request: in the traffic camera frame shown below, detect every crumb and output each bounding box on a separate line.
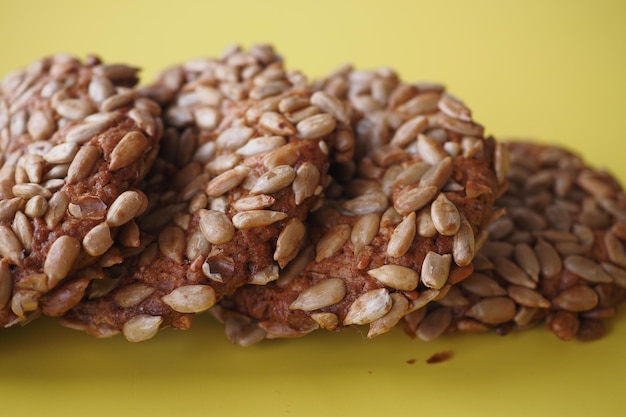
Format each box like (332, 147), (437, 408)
(406, 358), (416, 364)
(426, 350), (453, 364)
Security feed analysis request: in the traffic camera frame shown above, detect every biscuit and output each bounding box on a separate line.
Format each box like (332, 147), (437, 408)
(214, 66), (503, 345)
(402, 142), (626, 341)
(0, 55), (162, 326)
(61, 45), (352, 341)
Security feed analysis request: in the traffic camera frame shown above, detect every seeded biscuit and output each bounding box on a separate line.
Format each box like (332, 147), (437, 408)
(215, 66), (503, 344)
(0, 55), (162, 327)
(402, 142), (626, 342)
(61, 45), (352, 341)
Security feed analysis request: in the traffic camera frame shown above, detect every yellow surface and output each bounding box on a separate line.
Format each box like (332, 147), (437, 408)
(1, 0), (625, 416)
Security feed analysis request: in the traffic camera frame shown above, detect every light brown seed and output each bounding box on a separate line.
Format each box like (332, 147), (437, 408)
(158, 226), (186, 263)
(11, 210), (32, 253)
(368, 293), (409, 338)
(394, 185), (438, 216)
(289, 278), (346, 311)
(0, 197), (22, 222)
(419, 157), (453, 190)
(82, 221), (113, 257)
(293, 162), (321, 205)
(250, 165), (296, 195)
(231, 194), (275, 211)
(65, 114), (120, 144)
(44, 235), (80, 288)
(259, 111), (296, 136)
(114, 284), (156, 308)
(552, 286), (599, 312)
(604, 232), (626, 268)
(216, 126), (255, 150)
(453, 216), (475, 267)
(109, 131), (150, 171)
(12, 183), (52, 200)
(429, 112), (484, 137)
(162, 285), (216, 313)
(563, 255), (613, 283)
(236, 136), (286, 156)
(198, 209), (235, 244)
(465, 297), (516, 324)
(547, 311), (580, 341)
(460, 272), (507, 296)
(343, 191), (389, 215)
(44, 191), (69, 229)
(343, 288), (393, 326)
(106, 190), (145, 227)
(367, 264), (419, 291)
(438, 94), (472, 121)
(315, 224), (351, 262)
(421, 251), (452, 289)
(601, 262), (626, 288)
(535, 238), (563, 278)
(66, 145), (100, 183)
(416, 307), (453, 341)
(493, 256), (536, 288)
(232, 210), (288, 229)
(507, 285), (551, 308)
(430, 193), (461, 236)
(0, 224), (23, 265)
(513, 243), (540, 282)
(296, 113), (337, 139)
(310, 312), (340, 331)
(350, 213), (380, 255)
(26, 109), (55, 141)
(274, 218), (306, 268)
(417, 134), (447, 164)
(55, 98), (95, 120)
(387, 212), (417, 257)
(390, 115), (428, 148)
(310, 91), (349, 125)
(205, 165), (250, 197)
(123, 314), (163, 342)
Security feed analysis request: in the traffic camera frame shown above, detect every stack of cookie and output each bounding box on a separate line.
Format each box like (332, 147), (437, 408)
(0, 45), (624, 344)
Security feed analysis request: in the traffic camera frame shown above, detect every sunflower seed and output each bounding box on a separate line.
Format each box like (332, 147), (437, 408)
(421, 251), (452, 289)
(44, 235), (80, 288)
(493, 256), (536, 288)
(604, 232), (626, 268)
(123, 314), (163, 342)
(44, 191), (69, 229)
(0, 224), (23, 265)
(216, 126), (255, 150)
(289, 278), (346, 311)
(205, 165), (250, 197)
(259, 112), (296, 136)
(513, 243), (540, 282)
(310, 91), (349, 125)
(507, 285), (551, 308)
(26, 109), (55, 141)
(55, 98), (95, 120)
(162, 285), (216, 313)
(343, 288), (393, 325)
(535, 238), (562, 278)
(0, 259), (11, 309)
(453, 216), (475, 267)
(310, 312), (339, 331)
(393, 185), (438, 216)
(390, 115), (428, 147)
(81, 222), (113, 257)
(563, 255), (613, 283)
(460, 272), (507, 296)
(109, 131), (150, 171)
(114, 284), (156, 308)
(236, 136), (286, 156)
(198, 209), (235, 244)
(465, 297), (516, 324)
(158, 226), (186, 263)
(106, 190), (145, 227)
(552, 286), (599, 312)
(274, 218), (306, 268)
(601, 262), (626, 288)
(419, 157), (453, 190)
(67, 145), (100, 183)
(438, 94), (472, 121)
(315, 224), (351, 262)
(367, 264), (419, 291)
(417, 134), (448, 164)
(296, 113), (337, 139)
(232, 210), (288, 229)
(416, 307), (453, 341)
(368, 293), (409, 338)
(250, 165), (296, 195)
(430, 193), (461, 236)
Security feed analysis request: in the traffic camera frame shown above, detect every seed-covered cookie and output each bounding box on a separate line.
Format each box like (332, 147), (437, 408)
(0, 55), (162, 327)
(402, 142), (626, 342)
(214, 66), (504, 345)
(61, 45), (352, 341)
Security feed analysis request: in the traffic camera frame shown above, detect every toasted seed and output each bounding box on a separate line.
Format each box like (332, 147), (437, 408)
(535, 238), (563, 278)
(604, 232), (626, 268)
(315, 224), (351, 262)
(438, 94), (472, 121)
(0, 224), (23, 265)
(66, 114), (120, 143)
(311, 91), (349, 124)
(601, 262), (626, 288)
(351, 213), (380, 254)
(231, 194), (275, 211)
(106, 190), (144, 227)
(493, 256), (536, 288)
(507, 285), (551, 308)
(394, 185), (438, 216)
(11, 289), (39, 318)
(274, 218), (306, 268)
(407, 288), (441, 313)
(552, 286), (599, 312)
(123, 314), (163, 342)
(0, 198), (22, 222)
(205, 165), (250, 197)
(465, 297), (516, 324)
(416, 307), (453, 341)
(368, 293), (409, 338)
(216, 126), (255, 150)
(0, 259), (11, 309)
(158, 226), (186, 263)
(55, 98), (95, 120)
(310, 312), (340, 331)
(367, 264), (419, 291)
(460, 272), (507, 296)
(421, 251), (452, 289)
(250, 165), (296, 195)
(12, 182), (52, 200)
(417, 134), (447, 164)
(279, 95), (310, 113)
(343, 191), (389, 215)
(390, 115), (428, 147)
(11, 210), (32, 253)
(236, 136), (286, 156)
(109, 131), (150, 171)
(547, 311), (580, 341)
(114, 284), (156, 308)
(296, 113), (337, 139)
(198, 209), (235, 244)
(44, 235), (80, 288)
(343, 288), (393, 325)
(259, 111), (296, 136)
(66, 145), (100, 183)
(453, 216), (475, 267)
(430, 193), (461, 236)
(289, 278), (346, 311)
(232, 210), (288, 229)
(563, 255), (612, 283)
(26, 109), (55, 141)
(80, 222), (113, 257)
(429, 112), (484, 137)
(387, 212), (417, 257)
(44, 191), (69, 229)
(513, 243), (540, 282)
(162, 285), (216, 313)
(293, 162), (321, 205)
(419, 157), (453, 190)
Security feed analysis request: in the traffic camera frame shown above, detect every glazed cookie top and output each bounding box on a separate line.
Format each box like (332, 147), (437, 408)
(216, 67), (505, 344)
(403, 142), (626, 342)
(0, 55), (162, 326)
(61, 45), (353, 341)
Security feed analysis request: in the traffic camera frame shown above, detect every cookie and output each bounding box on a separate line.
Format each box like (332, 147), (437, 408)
(214, 66), (504, 345)
(0, 55), (162, 326)
(61, 45), (352, 342)
(401, 142), (626, 341)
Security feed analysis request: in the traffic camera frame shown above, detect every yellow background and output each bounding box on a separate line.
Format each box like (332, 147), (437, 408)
(1, 1), (625, 416)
